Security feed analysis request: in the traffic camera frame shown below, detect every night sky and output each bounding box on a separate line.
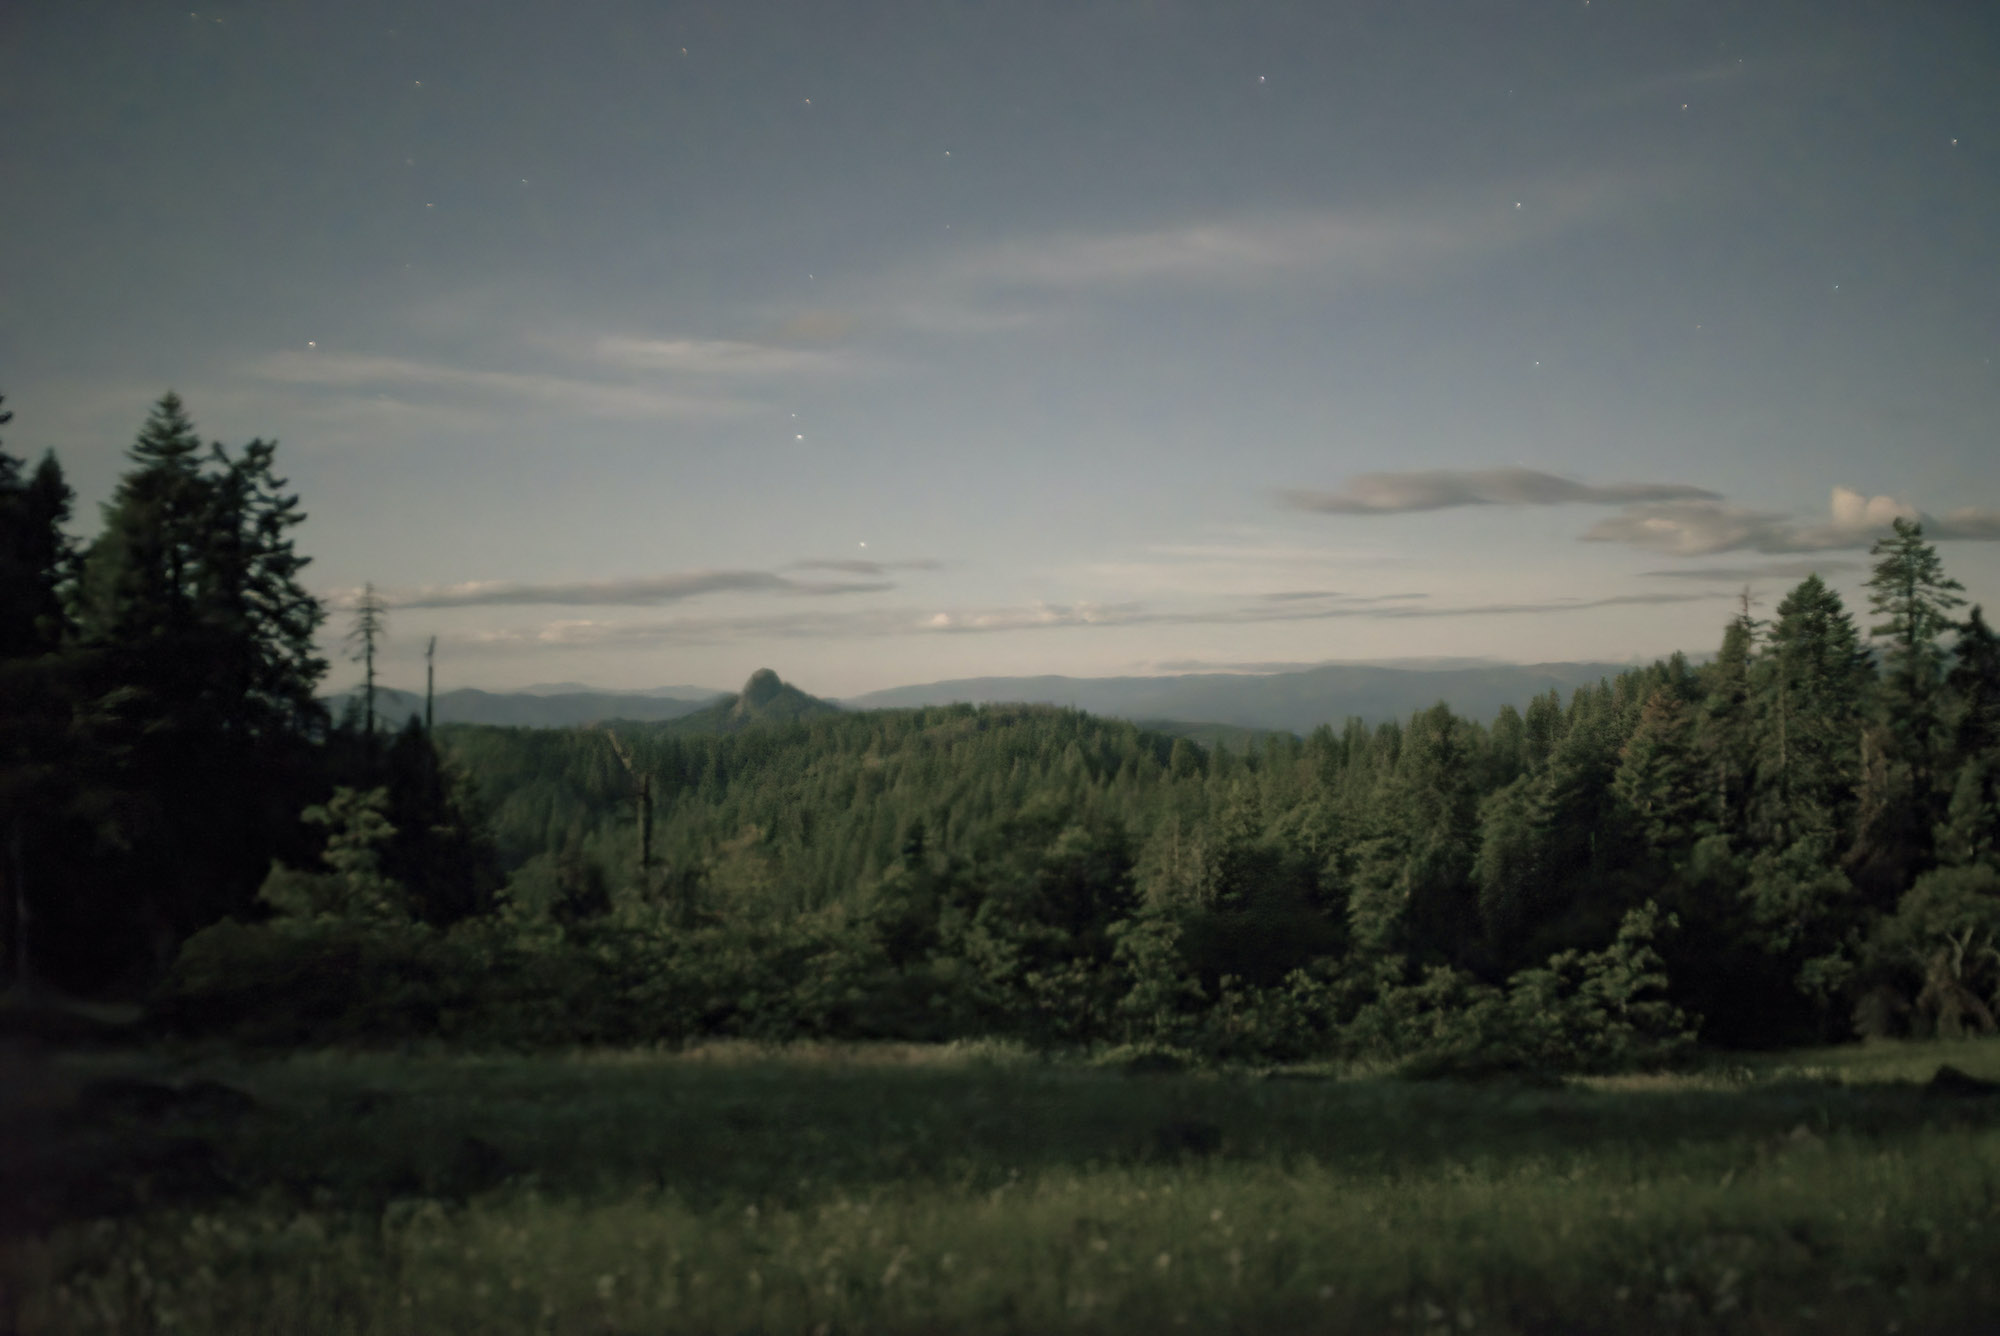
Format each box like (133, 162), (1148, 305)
(5, 1), (1998, 695)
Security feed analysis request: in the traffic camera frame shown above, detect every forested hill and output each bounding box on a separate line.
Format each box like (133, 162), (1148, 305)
(842, 660), (1640, 733)
(653, 668), (842, 734)
(323, 670), (836, 734)
(16, 393), (1996, 1065)
(322, 685), (724, 728)
(439, 561), (2000, 1052)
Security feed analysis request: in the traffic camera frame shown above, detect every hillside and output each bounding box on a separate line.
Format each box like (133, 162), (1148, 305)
(653, 668), (842, 735)
(322, 685), (724, 728)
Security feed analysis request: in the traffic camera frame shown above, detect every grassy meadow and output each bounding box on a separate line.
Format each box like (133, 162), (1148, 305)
(5, 1038), (2000, 1334)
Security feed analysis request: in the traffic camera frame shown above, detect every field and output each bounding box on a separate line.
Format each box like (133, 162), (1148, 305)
(5, 1038), (2000, 1334)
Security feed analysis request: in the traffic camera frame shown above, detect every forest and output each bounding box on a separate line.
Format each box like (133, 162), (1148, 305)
(5, 392), (2000, 1069)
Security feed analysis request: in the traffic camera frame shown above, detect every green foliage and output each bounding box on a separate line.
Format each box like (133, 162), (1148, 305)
(21, 1041), (2000, 1336)
(258, 787), (410, 928)
(1867, 517), (1965, 750)
(1875, 864), (2000, 1037)
(17, 405), (1995, 1065)
(1348, 904), (1695, 1075)
(1613, 689), (1704, 857)
(74, 394), (326, 740)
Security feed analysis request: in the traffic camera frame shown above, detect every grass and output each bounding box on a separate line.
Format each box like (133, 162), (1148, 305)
(4, 1038), (1999, 1333)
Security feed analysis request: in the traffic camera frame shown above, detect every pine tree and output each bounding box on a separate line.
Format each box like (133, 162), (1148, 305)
(74, 394), (327, 739)
(56, 395), (331, 976)
(74, 393), (207, 647)
(1867, 518), (1965, 754)
(1934, 758), (1998, 870)
(1750, 575), (1871, 851)
(0, 398), (74, 658)
(347, 583), (389, 742)
(1613, 688), (1704, 858)
(1695, 598), (1758, 837)
(1947, 607), (2000, 766)
(0, 396), (80, 993)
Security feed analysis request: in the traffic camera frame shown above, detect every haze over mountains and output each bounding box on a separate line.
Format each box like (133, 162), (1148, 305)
(331, 659), (1644, 736)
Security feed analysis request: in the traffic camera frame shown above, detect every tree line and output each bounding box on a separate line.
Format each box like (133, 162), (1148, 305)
(6, 391), (1998, 1064)
(0, 393), (492, 997)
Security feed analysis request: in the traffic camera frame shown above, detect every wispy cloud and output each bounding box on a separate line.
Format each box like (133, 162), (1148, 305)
(591, 336), (868, 377)
(951, 183), (1639, 293)
(435, 589), (1729, 653)
(1584, 487), (2000, 556)
(1638, 559), (1862, 582)
(849, 178), (1656, 336)
(788, 558), (944, 576)
(1259, 590), (1428, 604)
(340, 569), (893, 610)
(255, 350), (755, 421)
(1283, 467), (1720, 515)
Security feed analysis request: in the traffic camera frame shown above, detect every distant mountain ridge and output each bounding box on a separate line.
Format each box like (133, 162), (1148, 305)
(840, 661), (1642, 735)
(322, 685), (726, 729)
(327, 660), (1648, 735)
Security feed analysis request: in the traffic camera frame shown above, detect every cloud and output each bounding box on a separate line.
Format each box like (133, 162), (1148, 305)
(788, 558), (944, 576)
(1931, 508), (2000, 542)
(1259, 590), (1428, 604)
(431, 589), (1730, 654)
(850, 178), (1657, 336)
(590, 336), (865, 377)
(772, 310), (858, 343)
(254, 350), (754, 421)
(347, 569), (893, 610)
(1283, 467), (1721, 515)
(950, 183), (1639, 293)
(1584, 487), (2000, 556)
(1638, 559), (1862, 582)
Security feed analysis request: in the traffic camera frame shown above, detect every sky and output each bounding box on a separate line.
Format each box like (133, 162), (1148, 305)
(4, 0), (1998, 697)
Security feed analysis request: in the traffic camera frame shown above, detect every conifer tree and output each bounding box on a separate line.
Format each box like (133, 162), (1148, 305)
(347, 583), (389, 742)
(1695, 597), (1758, 837)
(1947, 607), (2000, 765)
(0, 396), (79, 993)
(74, 394), (327, 739)
(57, 395), (331, 974)
(1614, 688), (1704, 858)
(1867, 518), (1964, 756)
(1750, 575), (1871, 850)
(0, 399), (74, 658)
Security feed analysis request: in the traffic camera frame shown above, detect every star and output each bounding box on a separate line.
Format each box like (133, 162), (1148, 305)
(307, 341), (316, 348)
(796, 434), (804, 441)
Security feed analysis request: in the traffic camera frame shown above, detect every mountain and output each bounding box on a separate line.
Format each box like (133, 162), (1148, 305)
(840, 660), (1642, 735)
(324, 659), (1645, 735)
(652, 668), (843, 735)
(322, 686), (725, 729)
